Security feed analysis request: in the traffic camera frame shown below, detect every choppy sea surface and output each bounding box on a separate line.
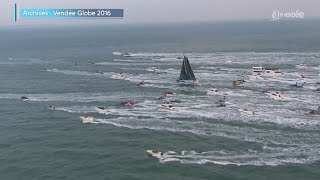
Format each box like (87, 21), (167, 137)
(1, 20), (320, 179)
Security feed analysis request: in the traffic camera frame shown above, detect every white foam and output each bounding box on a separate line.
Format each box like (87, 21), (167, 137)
(0, 93), (153, 102)
(155, 148), (320, 166)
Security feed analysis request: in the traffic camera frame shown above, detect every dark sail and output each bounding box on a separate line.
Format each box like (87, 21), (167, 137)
(179, 56), (196, 81)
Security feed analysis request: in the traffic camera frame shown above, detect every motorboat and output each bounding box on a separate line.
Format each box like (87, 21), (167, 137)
(290, 82), (306, 88)
(169, 99), (181, 103)
(137, 81), (145, 86)
(146, 150), (163, 158)
(295, 64), (308, 69)
(122, 52), (132, 57)
(46, 105), (55, 110)
(95, 106), (108, 113)
(233, 79), (246, 86)
(146, 66), (160, 73)
(113, 51), (132, 57)
(21, 96), (29, 101)
(242, 108), (254, 116)
(216, 102), (226, 107)
(96, 70), (104, 75)
(121, 100), (135, 107)
(160, 103), (175, 110)
(163, 91), (176, 97)
(80, 116), (94, 123)
(296, 75), (307, 81)
(225, 59), (233, 64)
(306, 107), (320, 115)
(252, 67), (282, 75)
(111, 73), (126, 80)
(207, 88), (220, 95)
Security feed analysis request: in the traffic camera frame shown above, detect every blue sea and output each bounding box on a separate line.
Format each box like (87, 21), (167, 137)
(0, 20), (320, 179)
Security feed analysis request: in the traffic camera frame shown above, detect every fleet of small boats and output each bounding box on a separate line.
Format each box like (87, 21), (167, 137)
(27, 52), (320, 129)
(17, 49), (320, 168)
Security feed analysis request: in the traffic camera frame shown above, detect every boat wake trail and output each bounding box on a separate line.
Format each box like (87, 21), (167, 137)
(155, 147), (320, 166)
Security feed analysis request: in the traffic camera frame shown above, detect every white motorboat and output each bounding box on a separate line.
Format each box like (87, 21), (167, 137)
(113, 52), (132, 57)
(242, 108), (254, 116)
(95, 106), (108, 114)
(112, 51), (122, 56)
(111, 73), (126, 80)
(295, 64), (308, 69)
(146, 150), (163, 158)
(46, 106), (56, 110)
(146, 66), (160, 73)
(225, 59), (233, 64)
(163, 91), (176, 97)
(207, 88), (220, 95)
(253, 67), (282, 75)
(80, 116), (94, 123)
(122, 52), (132, 57)
(121, 101), (135, 107)
(160, 103), (175, 110)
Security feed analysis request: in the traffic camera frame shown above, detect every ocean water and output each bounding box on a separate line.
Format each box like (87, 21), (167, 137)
(0, 20), (320, 179)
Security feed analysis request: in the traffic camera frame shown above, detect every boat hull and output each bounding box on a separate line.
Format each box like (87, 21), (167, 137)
(146, 150), (163, 158)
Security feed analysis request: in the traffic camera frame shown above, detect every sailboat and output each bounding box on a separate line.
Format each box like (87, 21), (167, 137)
(177, 55), (198, 84)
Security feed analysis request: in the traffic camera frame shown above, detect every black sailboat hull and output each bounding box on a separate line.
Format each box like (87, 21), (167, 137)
(178, 56), (197, 82)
